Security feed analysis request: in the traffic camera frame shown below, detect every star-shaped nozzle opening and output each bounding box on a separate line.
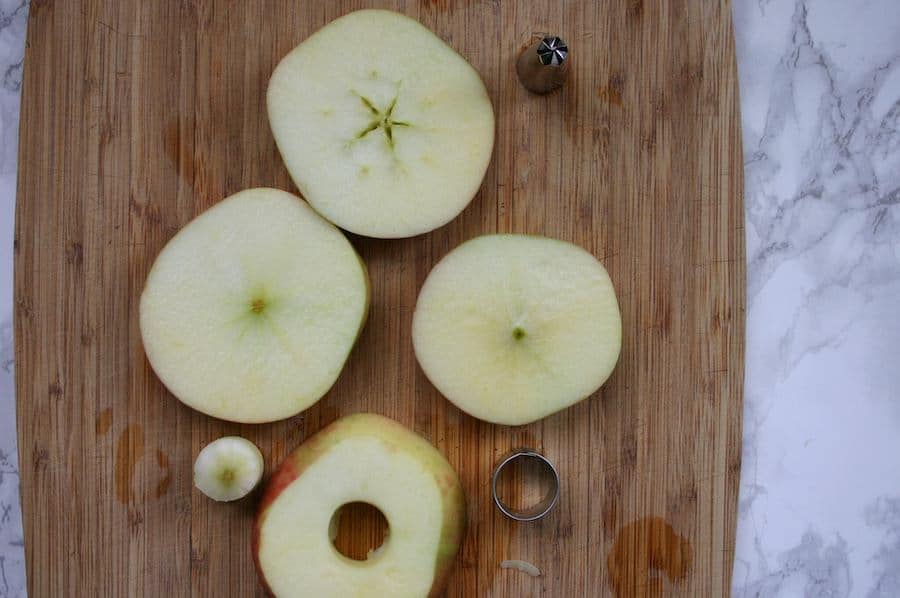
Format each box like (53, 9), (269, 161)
(537, 37), (568, 66)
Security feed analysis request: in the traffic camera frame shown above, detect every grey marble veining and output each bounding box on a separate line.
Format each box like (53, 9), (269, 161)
(0, 0), (27, 595)
(0, 1), (898, 597)
(733, 0), (900, 596)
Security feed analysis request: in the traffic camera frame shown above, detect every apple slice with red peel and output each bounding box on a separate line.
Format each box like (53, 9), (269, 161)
(139, 188), (369, 423)
(412, 234), (622, 426)
(267, 9), (495, 238)
(253, 413), (466, 598)
(194, 436), (264, 502)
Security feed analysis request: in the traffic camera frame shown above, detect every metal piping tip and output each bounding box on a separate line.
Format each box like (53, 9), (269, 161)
(516, 36), (570, 94)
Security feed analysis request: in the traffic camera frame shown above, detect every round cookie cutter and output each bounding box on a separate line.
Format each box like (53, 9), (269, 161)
(491, 449), (560, 522)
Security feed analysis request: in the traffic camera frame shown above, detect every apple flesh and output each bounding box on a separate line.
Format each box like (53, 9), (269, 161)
(139, 188), (369, 423)
(193, 436), (264, 502)
(253, 413), (466, 598)
(267, 9), (495, 238)
(412, 234), (622, 426)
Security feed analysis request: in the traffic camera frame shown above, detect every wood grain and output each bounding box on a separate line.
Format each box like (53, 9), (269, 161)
(14, 1), (744, 596)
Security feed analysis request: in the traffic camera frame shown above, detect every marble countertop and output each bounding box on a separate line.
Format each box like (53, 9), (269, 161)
(733, 1), (900, 595)
(1, 1), (898, 596)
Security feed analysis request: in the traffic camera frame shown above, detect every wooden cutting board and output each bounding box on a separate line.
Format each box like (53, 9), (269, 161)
(14, 1), (744, 596)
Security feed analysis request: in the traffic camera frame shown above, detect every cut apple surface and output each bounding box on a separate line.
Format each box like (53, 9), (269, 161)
(412, 235), (622, 426)
(267, 9), (495, 238)
(194, 436), (264, 502)
(140, 188), (369, 423)
(253, 413), (466, 598)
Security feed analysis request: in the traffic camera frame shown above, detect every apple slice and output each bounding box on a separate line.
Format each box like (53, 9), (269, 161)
(139, 188), (369, 423)
(253, 413), (466, 598)
(267, 9), (495, 238)
(412, 234), (622, 426)
(194, 436), (264, 502)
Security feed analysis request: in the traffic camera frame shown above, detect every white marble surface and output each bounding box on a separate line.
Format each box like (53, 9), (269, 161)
(0, 0), (27, 596)
(732, 0), (900, 596)
(0, 1), (898, 597)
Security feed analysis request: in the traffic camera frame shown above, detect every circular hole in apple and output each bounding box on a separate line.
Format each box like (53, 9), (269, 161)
(494, 454), (557, 514)
(330, 502), (389, 561)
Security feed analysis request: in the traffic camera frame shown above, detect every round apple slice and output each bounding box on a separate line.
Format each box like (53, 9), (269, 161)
(267, 9), (495, 238)
(139, 188), (369, 423)
(253, 413), (466, 598)
(412, 235), (622, 426)
(194, 436), (264, 502)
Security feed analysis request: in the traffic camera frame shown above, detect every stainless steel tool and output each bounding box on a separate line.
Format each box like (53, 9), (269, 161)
(516, 36), (570, 94)
(491, 449), (560, 522)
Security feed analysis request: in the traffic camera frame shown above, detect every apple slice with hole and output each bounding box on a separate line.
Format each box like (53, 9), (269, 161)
(412, 234), (622, 426)
(267, 9), (495, 238)
(139, 188), (369, 423)
(253, 413), (466, 598)
(194, 436), (264, 502)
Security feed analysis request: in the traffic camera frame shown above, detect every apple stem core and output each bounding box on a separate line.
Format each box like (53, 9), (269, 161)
(250, 298), (266, 314)
(512, 326), (526, 340)
(353, 93), (411, 150)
